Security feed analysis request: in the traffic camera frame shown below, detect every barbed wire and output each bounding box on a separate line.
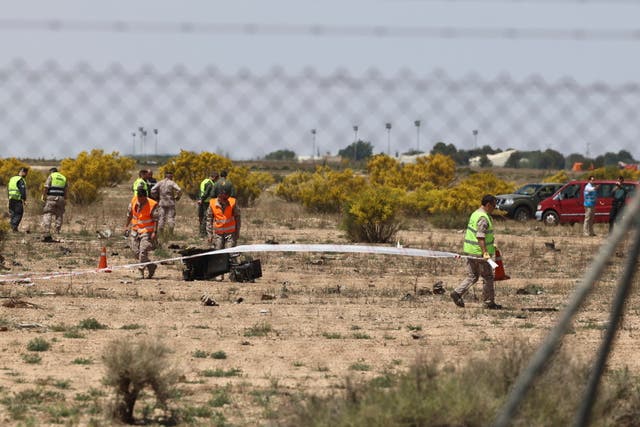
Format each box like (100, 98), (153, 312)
(1, 19), (639, 41)
(0, 59), (638, 160)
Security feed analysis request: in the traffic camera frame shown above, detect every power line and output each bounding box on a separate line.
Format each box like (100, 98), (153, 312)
(1, 19), (639, 41)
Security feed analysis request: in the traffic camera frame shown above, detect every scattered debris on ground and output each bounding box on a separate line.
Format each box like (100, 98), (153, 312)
(1, 298), (41, 309)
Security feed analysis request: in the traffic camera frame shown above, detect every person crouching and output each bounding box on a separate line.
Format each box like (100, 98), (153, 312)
(125, 188), (159, 279)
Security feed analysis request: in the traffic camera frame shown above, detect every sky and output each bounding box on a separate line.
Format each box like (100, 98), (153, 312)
(1, 0), (638, 159)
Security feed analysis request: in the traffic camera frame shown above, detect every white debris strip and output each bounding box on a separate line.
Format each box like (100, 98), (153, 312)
(0, 244), (465, 284)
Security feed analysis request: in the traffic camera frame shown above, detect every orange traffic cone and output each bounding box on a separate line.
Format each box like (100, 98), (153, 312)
(494, 248), (510, 281)
(97, 247), (111, 272)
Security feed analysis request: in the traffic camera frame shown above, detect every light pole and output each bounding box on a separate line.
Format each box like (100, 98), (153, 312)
(311, 129), (316, 161)
(142, 129), (148, 159)
(138, 126), (145, 157)
(153, 128), (158, 156)
(352, 125), (358, 162)
(472, 129), (478, 149)
(131, 132), (136, 156)
(414, 120), (421, 152)
(385, 122), (392, 156)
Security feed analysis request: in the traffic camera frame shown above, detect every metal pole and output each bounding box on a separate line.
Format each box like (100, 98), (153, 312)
(153, 128), (158, 156)
(131, 132), (136, 156)
(138, 126), (144, 159)
(573, 224), (640, 427)
(385, 123), (392, 156)
(352, 125), (358, 162)
(491, 191), (640, 427)
(414, 120), (421, 152)
(311, 129), (316, 161)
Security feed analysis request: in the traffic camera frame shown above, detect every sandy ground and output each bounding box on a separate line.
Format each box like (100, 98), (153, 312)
(1, 192), (639, 425)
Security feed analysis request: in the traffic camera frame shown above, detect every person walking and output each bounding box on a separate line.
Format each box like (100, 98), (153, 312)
(7, 167), (28, 232)
(132, 169), (150, 194)
(150, 171), (182, 235)
(583, 175), (599, 237)
(207, 181), (241, 251)
(125, 187), (159, 279)
(609, 175), (627, 233)
(198, 171), (219, 237)
(41, 167), (67, 242)
(450, 194), (502, 310)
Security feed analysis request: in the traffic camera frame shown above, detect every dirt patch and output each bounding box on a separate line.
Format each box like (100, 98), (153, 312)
(0, 190), (638, 425)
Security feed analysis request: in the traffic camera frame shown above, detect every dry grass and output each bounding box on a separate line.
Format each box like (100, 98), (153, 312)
(0, 181), (638, 425)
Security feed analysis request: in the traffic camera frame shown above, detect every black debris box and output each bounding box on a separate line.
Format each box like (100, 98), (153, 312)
(179, 248), (230, 281)
(229, 259), (262, 283)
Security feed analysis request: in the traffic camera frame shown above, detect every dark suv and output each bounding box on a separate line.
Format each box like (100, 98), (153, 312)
(496, 183), (563, 221)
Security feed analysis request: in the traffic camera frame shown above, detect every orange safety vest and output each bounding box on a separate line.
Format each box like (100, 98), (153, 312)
(130, 197), (158, 235)
(210, 197), (237, 235)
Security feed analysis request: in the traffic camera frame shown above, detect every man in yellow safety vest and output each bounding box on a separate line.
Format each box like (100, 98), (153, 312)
(7, 167), (28, 232)
(450, 194), (502, 310)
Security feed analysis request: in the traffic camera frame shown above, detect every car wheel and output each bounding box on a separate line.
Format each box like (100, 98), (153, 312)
(513, 206), (531, 221)
(542, 210), (559, 226)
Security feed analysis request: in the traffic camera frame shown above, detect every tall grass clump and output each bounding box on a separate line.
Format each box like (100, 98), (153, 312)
(102, 336), (179, 424)
(279, 339), (640, 426)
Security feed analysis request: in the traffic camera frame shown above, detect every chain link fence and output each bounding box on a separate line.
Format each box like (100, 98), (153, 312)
(1, 58), (639, 160)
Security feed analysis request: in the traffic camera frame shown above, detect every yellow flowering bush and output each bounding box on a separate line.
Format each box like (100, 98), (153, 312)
(342, 185), (401, 243)
(160, 151), (274, 206)
(59, 150), (135, 205)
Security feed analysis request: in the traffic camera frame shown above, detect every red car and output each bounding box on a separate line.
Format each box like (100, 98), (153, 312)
(535, 179), (638, 225)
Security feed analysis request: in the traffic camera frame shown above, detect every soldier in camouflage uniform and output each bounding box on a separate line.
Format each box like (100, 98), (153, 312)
(125, 188), (160, 279)
(150, 171), (182, 235)
(41, 167), (68, 242)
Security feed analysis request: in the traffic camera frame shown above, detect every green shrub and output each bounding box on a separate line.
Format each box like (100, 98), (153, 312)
(22, 354), (42, 364)
(342, 185), (400, 243)
(202, 368), (242, 378)
(210, 351), (227, 360)
(209, 387), (232, 407)
(77, 318), (107, 330)
(120, 324), (144, 330)
(27, 337), (50, 352)
(102, 336), (179, 424)
(63, 329), (85, 339)
(244, 322), (273, 337)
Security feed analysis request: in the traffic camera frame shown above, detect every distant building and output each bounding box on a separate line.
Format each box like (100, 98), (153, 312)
(469, 149), (517, 167)
(296, 155), (342, 164)
(398, 153), (425, 164)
